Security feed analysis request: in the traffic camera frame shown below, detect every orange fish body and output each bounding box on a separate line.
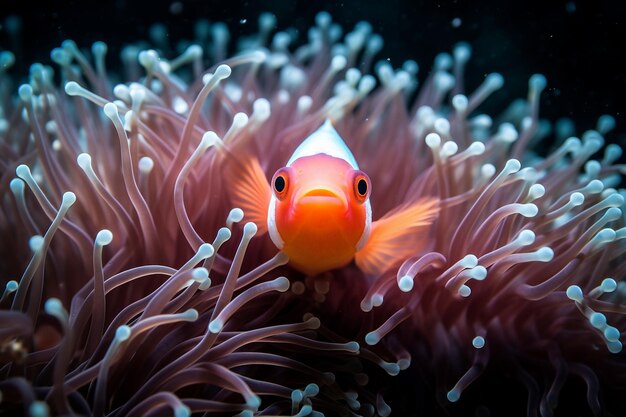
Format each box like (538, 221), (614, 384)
(232, 120), (437, 276)
(271, 154), (370, 274)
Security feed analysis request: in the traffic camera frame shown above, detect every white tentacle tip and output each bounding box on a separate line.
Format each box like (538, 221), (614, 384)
(566, 285), (584, 302)
(208, 319), (223, 334)
(228, 208), (244, 223)
(96, 229), (113, 246)
(447, 389), (460, 403)
(505, 159), (521, 173)
(103, 102), (119, 119)
(5, 280), (19, 292)
(215, 64), (232, 78)
(18, 84), (33, 102)
(62, 192), (77, 207)
(529, 73), (547, 92)
(44, 298), (65, 317)
(600, 278), (617, 293)
(200, 131), (220, 148)
(536, 247), (554, 262)
(243, 222), (258, 237)
(528, 184), (545, 200)
(64, 81), (81, 96)
(192, 267), (209, 282)
(29, 235), (44, 252)
(517, 229), (536, 245)
(472, 336), (485, 349)
(365, 332), (380, 346)
(485, 72), (504, 90)
(28, 401), (50, 417)
(174, 405), (191, 417)
(275, 277), (290, 292)
(76, 153), (93, 170)
(196, 244), (214, 260)
(15, 164), (32, 179)
(520, 203), (538, 217)
(115, 325), (132, 342)
(398, 275), (414, 292)
(425, 132), (441, 148)
(9, 178), (24, 194)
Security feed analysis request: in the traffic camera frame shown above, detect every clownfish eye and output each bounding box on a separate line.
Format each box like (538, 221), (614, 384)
(353, 172), (370, 203)
(272, 168), (290, 199)
(357, 178), (367, 195)
(274, 175), (286, 192)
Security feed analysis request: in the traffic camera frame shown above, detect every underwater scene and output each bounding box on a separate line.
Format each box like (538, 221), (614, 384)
(1, 0), (625, 416)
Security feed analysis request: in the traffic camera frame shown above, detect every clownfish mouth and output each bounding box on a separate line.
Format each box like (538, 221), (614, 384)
(297, 188), (347, 207)
(303, 189), (337, 198)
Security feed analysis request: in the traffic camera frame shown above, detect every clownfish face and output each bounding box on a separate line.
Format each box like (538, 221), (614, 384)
(267, 154), (372, 275)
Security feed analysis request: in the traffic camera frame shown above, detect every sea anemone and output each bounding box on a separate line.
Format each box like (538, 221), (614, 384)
(1, 10), (625, 417)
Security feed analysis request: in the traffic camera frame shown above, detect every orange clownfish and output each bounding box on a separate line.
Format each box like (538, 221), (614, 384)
(232, 120), (438, 276)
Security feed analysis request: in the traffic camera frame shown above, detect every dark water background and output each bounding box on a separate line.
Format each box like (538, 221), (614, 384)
(1, 0), (625, 144)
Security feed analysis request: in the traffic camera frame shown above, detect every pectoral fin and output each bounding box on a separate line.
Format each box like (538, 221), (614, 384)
(230, 157), (272, 235)
(355, 198), (438, 276)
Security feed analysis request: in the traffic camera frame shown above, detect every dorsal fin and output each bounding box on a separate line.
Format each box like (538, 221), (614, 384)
(287, 120), (359, 168)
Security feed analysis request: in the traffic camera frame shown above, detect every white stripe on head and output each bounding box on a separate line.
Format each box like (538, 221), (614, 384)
(287, 120), (359, 168)
(267, 195), (284, 249)
(356, 199), (372, 251)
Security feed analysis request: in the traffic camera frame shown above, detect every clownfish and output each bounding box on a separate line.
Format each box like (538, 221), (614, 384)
(231, 120), (438, 276)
